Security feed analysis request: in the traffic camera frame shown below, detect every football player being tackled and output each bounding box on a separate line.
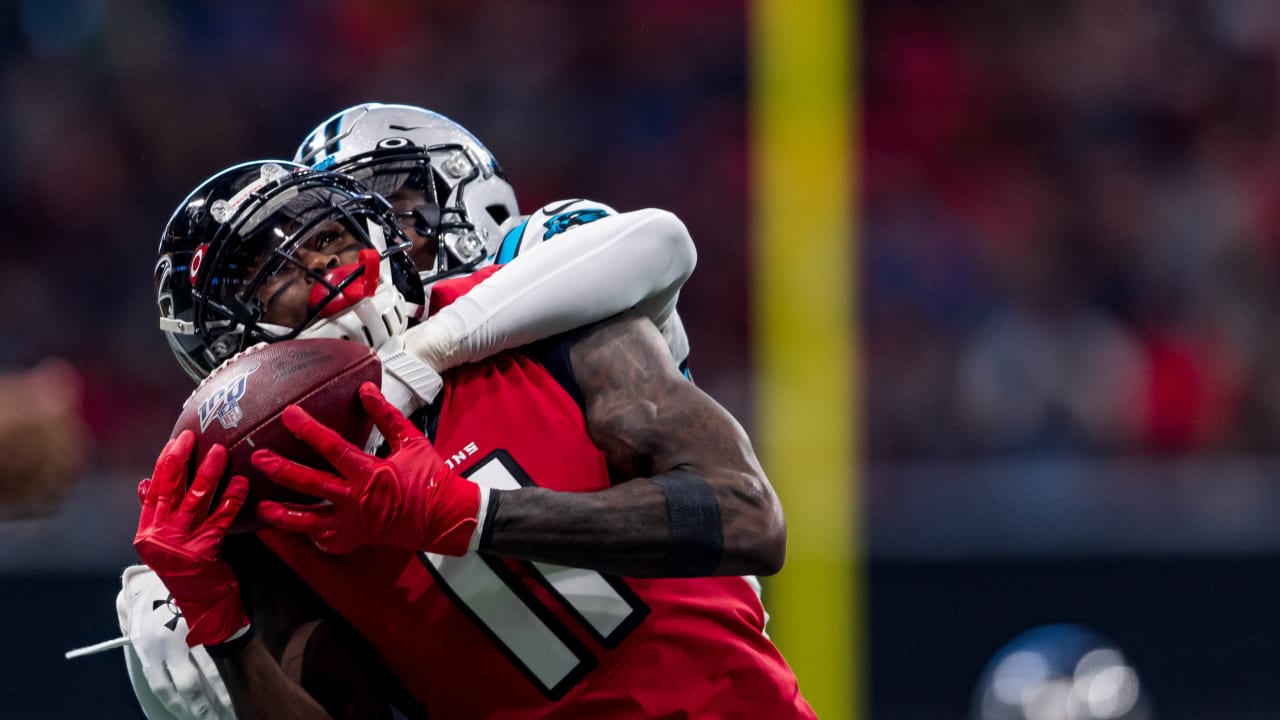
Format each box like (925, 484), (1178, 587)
(129, 106), (815, 719)
(119, 104), (698, 720)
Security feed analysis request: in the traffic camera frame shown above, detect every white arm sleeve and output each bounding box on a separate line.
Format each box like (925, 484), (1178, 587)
(405, 204), (696, 370)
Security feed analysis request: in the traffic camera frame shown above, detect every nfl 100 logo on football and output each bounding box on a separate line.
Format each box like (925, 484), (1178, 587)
(198, 361), (261, 432)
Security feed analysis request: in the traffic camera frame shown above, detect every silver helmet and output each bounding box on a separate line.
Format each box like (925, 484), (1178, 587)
(294, 103), (520, 285)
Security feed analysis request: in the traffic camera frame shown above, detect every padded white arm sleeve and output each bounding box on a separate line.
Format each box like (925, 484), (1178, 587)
(405, 207), (696, 370)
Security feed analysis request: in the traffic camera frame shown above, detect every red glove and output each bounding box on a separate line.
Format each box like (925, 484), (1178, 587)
(133, 430), (251, 647)
(253, 382), (482, 556)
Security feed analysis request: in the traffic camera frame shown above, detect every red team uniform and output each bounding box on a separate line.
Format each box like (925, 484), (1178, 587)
(255, 275), (815, 719)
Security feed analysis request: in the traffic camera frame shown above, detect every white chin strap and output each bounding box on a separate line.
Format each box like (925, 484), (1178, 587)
(299, 288), (406, 350)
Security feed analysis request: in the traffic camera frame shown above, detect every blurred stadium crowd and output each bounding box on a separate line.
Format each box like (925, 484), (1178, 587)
(0, 0), (748, 485)
(866, 0), (1280, 458)
(8, 0), (1280, 497)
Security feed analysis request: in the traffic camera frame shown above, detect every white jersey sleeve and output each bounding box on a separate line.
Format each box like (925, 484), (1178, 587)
(405, 199), (695, 373)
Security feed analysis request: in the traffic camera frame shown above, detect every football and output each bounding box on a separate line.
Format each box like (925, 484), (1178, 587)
(171, 338), (381, 532)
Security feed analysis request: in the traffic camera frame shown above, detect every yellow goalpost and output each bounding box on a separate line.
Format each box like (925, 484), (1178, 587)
(750, 0), (861, 718)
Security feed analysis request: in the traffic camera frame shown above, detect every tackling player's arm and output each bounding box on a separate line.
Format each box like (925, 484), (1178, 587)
(203, 553), (402, 720)
(209, 635), (325, 720)
(213, 534), (400, 720)
(479, 312), (785, 577)
(407, 203), (696, 371)
(205, 567), (402, 720)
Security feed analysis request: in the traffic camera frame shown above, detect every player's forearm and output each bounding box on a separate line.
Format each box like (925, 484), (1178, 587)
(212, 635), (332, 720)
(556, 313), (788, 577)
(407, 208), (695, 370)
(479, 467), (784, 578)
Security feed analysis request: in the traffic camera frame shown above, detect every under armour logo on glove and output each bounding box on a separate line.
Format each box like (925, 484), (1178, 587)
(153, 593), (183, 632)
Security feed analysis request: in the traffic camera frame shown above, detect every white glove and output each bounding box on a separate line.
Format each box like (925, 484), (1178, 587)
(117, 565), (235, 720)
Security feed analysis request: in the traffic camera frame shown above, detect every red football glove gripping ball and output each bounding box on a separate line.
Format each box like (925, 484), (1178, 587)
(253, 382), (482, 556)
(133, 431), (251, 648)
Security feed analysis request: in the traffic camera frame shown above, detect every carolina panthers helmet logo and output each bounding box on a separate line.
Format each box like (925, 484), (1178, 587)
(542, 208), (609, 240)
(198, 361), (260, 432)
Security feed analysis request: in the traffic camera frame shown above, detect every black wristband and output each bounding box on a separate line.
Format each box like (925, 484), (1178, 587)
(204, 625), (255, 660)
(653, 470), (724, 577)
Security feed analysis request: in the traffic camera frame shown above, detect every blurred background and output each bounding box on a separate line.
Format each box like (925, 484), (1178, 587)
(3, 0), (1280, 718)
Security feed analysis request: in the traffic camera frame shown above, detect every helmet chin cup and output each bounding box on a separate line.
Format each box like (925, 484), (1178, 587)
(413, 202), (441, 230)
(299, 281), (408, 351)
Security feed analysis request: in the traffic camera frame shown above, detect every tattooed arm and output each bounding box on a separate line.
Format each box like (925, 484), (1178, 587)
(480, 313), (786, 577)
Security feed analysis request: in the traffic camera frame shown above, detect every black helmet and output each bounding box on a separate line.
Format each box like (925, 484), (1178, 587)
(155, 160), (424, 381)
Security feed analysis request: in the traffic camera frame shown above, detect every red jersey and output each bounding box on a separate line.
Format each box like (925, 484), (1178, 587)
(257, 275), (814, 719)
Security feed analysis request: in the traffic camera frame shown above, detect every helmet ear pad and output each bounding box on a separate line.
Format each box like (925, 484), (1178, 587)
(412, 202), (441, 231)
(388, 251), (425, 307)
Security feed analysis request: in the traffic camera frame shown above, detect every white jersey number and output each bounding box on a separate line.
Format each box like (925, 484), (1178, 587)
(418, 451), (648, 698)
